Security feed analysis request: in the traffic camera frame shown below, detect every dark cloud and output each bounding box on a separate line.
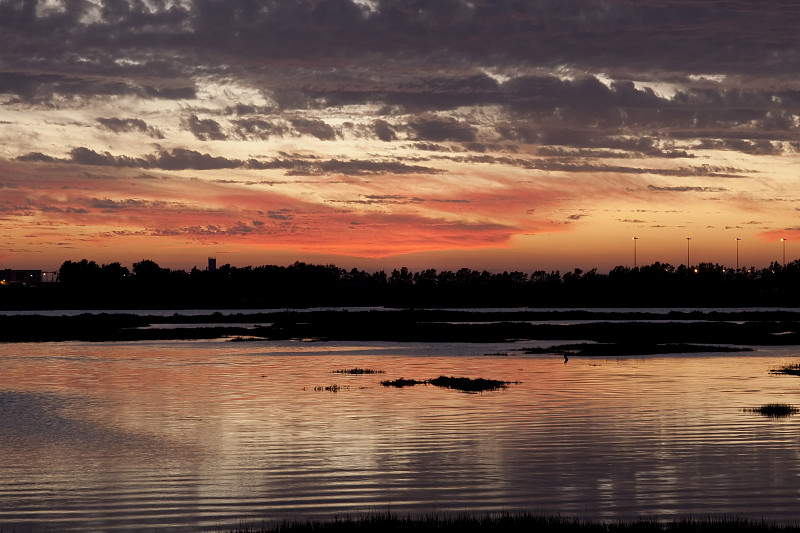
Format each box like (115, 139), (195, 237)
(69, 147), (148, 167)
(153, 222), (263, 237)
(268, 210), (294, 220)
(39, 205), (89, 214)
(150, 148), (239, 170)
(5, 2), (800, 94)
(16, 148), (443, 176)
(290, 118), (338, 140)
(16, 152), (57, 163)
(142, 86), (196, 100)
(231, 118), (291, 140)
(0, 72), (195, 104)
(97, 117), (164, 138)
(410, 142), (451, 152)
(647, 185), (728, 193)
(693, 139), (782, 156)
(280, 159), (442, 176)
(185, 114), (227, 141)
(6, 0), (800, 201)
(89, 198), (172, 210)
(373, 120), (397, 142)
(409, 116), (476, 143)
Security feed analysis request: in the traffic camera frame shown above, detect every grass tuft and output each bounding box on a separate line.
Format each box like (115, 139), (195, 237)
(333, 368), (385, 374)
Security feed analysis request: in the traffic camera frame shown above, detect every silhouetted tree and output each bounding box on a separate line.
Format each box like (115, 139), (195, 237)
(58, 259), (101, 285)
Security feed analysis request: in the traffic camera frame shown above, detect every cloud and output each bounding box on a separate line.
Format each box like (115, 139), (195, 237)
(97, 117), (164, 139)
(694, 139), (782, 156)
(185, 114), (227, 141)
(268, 210), (294, 221)
(281, 159), (443, 176)
(289, 118), (338, 140)
(409, 116), (477, 142)
(231, 118), (291, 140)
(89, 198), (174, 211)
(15, 148), (446, 176)
(16, 152), (57, 163)
(647, 185), (729, 193)
(373, 119), (397, 142)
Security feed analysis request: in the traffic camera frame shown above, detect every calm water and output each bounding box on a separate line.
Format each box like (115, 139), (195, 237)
(3, 338), (800, 531)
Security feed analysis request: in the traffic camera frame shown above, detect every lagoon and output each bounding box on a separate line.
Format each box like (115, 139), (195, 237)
(2, 338), (800, 532)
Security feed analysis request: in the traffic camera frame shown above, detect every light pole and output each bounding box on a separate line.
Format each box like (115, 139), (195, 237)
(686, 237), (691, 267)
(781, 238), (786, 266)
(736, 238), (741, 271)
(633, 237), (638, 268)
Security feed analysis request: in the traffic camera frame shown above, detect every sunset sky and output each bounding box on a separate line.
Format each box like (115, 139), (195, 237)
(2, 0), (799, 273)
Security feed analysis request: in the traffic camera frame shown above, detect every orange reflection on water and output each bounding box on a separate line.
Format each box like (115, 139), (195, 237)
(3, 339), (800, 531)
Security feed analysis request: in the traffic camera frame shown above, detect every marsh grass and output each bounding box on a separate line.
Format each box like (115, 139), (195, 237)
(769, 363), (800, 376)
(744, 403), (799, 417)
(228, 513), (800, 533)
(333, 368), (385, 374)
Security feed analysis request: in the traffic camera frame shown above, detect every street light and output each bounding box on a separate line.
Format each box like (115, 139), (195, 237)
(686, 237), (691, 267)
(781, 238), (786, 266)
(632, 237), (638, 268)
(736, 238), (741, 271)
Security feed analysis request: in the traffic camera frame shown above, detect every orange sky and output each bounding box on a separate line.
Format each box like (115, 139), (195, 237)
(2, 2), (799, 273)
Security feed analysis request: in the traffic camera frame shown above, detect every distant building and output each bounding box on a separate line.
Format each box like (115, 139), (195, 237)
(208, 257), (217, 272)
(1, 269), (43, 285)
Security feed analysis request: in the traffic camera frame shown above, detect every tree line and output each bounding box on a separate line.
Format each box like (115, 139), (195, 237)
(2, 258), (799, 309)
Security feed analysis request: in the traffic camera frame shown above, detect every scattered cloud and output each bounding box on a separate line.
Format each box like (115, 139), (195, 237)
(3, 1), (800, 269)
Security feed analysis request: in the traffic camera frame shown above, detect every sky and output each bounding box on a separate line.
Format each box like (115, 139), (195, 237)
(1, 0), (799, 274)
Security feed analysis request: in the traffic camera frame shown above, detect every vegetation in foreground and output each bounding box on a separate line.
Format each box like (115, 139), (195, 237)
(229, 513), (800, 533)
(744, 404), (799, 417)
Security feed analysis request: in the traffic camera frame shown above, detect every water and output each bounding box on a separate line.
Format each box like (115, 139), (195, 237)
(2, 339), (800, 531)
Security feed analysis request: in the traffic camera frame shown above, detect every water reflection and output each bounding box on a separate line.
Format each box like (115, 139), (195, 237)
(2, 340), (800, 531)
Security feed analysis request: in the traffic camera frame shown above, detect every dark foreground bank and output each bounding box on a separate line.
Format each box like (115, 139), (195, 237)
(229, 514), (800, 533)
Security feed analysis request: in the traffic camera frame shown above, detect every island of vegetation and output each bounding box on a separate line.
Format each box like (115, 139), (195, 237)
(381, 375), (515, 392)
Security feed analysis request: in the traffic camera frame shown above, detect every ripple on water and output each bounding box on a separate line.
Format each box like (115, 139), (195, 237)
(2, 340), (800, 531)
